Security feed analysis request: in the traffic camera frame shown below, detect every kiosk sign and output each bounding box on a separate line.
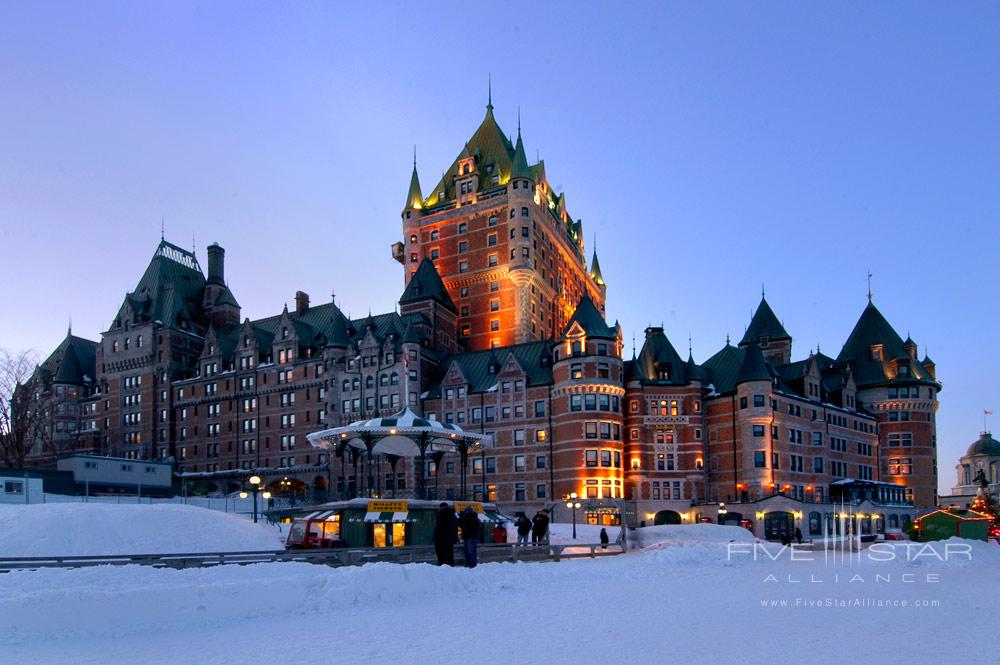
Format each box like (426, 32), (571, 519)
(367, 500), (408, 513)
(453, 501), (484, 513)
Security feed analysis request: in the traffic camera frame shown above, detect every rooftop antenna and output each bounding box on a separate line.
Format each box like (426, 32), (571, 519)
(867, 270), (873, 302)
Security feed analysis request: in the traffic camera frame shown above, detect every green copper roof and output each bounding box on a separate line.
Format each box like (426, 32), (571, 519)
(836, 300), (936, 388)
(589, 250), (605, 286)
(702, 343), (745, 394)
(404, 164), (423, 211)
(735, 343), (772, 385)
(42, 333), (97, 385)
(214, 287), (240, 308)
(633, 327), (692, 385)
(740, 297), (790, 346)
(399, 258), (456, 312)
(510, 129), (532, 180)
(966, 432), (1000, 457)
(426, 341), (553, 397)
(116, 240), (207, 333)
(562, 294), (616, 339)
(425, 106), (514, 204)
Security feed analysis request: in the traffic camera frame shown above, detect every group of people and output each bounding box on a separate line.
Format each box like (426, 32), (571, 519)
(432, 504), (552, 568)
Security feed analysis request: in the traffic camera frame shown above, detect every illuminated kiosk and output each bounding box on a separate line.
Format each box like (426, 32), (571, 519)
(299, 408), (500, 548)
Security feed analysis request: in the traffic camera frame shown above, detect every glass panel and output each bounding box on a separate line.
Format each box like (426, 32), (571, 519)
(373, 523), (387, 548)
(392, 523), (406, 547)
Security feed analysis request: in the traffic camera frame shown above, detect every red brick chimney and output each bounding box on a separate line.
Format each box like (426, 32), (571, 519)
(295, 291), (310, 315)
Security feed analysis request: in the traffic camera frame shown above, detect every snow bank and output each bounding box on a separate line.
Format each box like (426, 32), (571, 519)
(0, 503), (284, 556)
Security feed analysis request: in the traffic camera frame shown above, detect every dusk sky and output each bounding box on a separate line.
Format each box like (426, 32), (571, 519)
(1, 2), (997, 494)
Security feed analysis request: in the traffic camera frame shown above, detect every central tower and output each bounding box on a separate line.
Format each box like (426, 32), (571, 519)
(395, 98), (606, 351)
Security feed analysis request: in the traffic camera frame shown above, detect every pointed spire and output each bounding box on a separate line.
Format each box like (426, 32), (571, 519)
(487, 74), (492, 111)
(589, 248), (605, 286)
(68, 315), (72, 336)
(404, 148), (423, 211)
(511, 120), (532, 181)
(867, 270), (873, 302)
(160, 216), (165, 241)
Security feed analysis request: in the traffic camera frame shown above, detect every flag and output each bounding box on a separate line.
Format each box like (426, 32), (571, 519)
(986, 410), (993, 416)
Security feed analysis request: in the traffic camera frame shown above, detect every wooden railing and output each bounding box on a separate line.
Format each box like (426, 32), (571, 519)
(0, 542), (625, 572)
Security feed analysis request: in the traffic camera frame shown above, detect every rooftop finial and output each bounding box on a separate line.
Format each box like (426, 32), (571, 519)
(632, 332), (636, 359)
(761, 282), (765, 299)
(192, 231), (196, 255)
(726, 333), (731, 345)
(517, 105), (521, 135)
(487, 73), (492, 110)
(68, 315), (72, 336)
(413, 145), (417, 170)
(331, 288), (336, 304)
(688, 332), (692, 356)
(867, 270), (873, 302)
(160, 216), (164, 241)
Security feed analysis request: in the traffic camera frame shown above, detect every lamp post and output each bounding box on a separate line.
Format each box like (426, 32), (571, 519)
(239, 475), (263, 523)
(564, 492), (581, 539)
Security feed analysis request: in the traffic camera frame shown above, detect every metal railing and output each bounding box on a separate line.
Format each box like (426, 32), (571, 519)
(0, 542), (625, 573)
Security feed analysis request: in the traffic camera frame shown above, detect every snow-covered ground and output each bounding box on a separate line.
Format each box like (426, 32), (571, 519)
(0, 503), (284, 556)
(1, 507), (997, 665)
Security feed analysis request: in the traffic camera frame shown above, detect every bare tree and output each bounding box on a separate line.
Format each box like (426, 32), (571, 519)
(0, 349), (43, 468)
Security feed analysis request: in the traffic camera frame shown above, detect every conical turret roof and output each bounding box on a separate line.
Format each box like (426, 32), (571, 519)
(589, 250), (605, 286)
(740, 297), (790, 346)
(511, 129), (532, 181)
(404, 163), (423, 210)
(735, 343), (772, 385)
(399, 258), (456, 312)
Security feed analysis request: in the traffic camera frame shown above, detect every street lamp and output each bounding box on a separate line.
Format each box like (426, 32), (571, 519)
(564, 492), (581, 540)
(240, 475), (263, 523)
(717, 502), (728, 523)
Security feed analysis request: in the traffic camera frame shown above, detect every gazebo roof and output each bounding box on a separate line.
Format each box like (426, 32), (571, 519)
(307, 408), (487, 455)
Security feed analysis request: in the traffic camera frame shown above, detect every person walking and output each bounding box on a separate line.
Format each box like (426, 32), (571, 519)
(531, 509), (550, 545)
(460, 506), (481, 568)
(600, 527), (609, 549)
(794, 527), (803, 545)
(515, 512), (532, 546)
(433, 502), (457, 566)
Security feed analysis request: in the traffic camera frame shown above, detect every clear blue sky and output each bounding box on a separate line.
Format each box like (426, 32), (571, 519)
(1, 2), (997, 494)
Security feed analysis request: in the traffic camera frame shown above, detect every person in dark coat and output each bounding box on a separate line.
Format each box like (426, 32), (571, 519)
(794, 527), (803, 545)
(433, 503), (457, 566)
(514, 512), (532, 546)
(531, 509), (550, 545)
(460, 507), (480, 568)
(599, 527), (609, 549)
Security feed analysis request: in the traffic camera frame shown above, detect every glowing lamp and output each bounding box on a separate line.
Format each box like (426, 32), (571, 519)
(239, 491), (248, 499)
(262, 491), (272, 500)
(249, 475), (261, 486)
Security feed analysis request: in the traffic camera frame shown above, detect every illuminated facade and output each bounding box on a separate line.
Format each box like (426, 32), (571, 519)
(19, 100), (940, 525)
(395, 100), (606, 351)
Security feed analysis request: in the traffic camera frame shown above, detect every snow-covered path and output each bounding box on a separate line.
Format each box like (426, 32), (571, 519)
(3, 531), (997, 665)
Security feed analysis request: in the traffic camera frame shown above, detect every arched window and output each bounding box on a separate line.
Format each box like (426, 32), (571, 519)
(380, 374), (388, 387)
(510, 209), (516, 219)
(390, 372), (399, 386)
(342, 379), (350, 391)
(124, 337), (130, 350)
(352, 378), (360, 391)
(112, 340), (119, 353)
(809, 511), (821, 536)
(137, 335), (143, 348)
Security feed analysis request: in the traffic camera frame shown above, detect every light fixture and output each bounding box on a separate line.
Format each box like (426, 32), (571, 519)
(249, 475), (261, 486)
(239, 491), (248, 499)
(262, 491), (272, 500)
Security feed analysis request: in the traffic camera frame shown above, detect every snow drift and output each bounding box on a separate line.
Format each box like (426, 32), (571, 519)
(0, 503), (284, 556)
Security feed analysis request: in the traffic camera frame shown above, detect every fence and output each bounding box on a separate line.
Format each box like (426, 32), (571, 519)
(0, 542), (625, 573)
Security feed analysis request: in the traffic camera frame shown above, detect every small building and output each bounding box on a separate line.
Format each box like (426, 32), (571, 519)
(914, 509), (990, 542)
(56, 454), (173, 496)
(0, 471), (45, 504)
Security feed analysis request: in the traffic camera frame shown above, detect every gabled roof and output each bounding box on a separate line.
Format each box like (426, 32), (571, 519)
(740, 297), (790, 346)
(426, 341), (552, 397)
(400, 259), (456, 312)
(41, 333), (97, 385)
(214, 287), (240, 308)
(562, 294), (616, 339)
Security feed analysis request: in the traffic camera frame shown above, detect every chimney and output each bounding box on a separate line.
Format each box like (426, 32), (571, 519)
(295, 291), (310, 315)
(207, 243), (225, 285)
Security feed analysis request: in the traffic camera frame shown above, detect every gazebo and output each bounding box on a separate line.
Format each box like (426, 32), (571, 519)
(306, 408), (488, 500)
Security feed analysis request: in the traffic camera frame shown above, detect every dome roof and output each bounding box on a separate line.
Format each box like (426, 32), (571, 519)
(966, 432), (1000, 457)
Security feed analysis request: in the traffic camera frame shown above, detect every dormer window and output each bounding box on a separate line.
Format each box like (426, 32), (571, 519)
(282, 327), (289, 339)
(759, 335), (769, 347)
(208, 344), (214, 355)
(657, 366), (670, 381)
(438, 190), (445, 202)
(898, 364), (909, 376)
(870, 345), (883, 361)
(243, 336), (249, 348)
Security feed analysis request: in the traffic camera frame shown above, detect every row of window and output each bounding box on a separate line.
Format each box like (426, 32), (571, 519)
(570, 393), (620, 413)
(584, 449), (623, 468)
